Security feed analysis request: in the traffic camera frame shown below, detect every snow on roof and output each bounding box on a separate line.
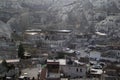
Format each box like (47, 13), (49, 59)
(47, 59), (66, 65)
(59, 59), (66, 65)
(19, 76), (24, 79)
(90, 68), (103, 75)
(95, 31), (107, 36)
(26, 32), (38, 35)
(47, 30), (72, 33)
(25, 29), (42, 32)
(0, 59), (20, 63)
(74, 60), (85, 66)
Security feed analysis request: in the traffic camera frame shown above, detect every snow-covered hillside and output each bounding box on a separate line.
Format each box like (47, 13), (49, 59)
(0, 0), (120, 38)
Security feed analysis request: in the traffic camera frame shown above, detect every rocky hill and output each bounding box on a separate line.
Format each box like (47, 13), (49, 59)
(0, 0), (120, 38)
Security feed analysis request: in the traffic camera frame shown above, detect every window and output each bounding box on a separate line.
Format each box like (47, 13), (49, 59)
(80, 69), (82, 72)
(76, 68), (78, 72)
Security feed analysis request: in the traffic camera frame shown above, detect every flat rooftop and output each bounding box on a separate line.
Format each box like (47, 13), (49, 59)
(0, 59), (20, 63)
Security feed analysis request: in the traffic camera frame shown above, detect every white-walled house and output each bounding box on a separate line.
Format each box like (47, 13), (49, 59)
(90, 51), (101, 61)
(76, 50), (101, 61)
(101, 50), (120, 62)
(76, 49), (120, 62)
(60, 60), (87, 78)
(47, 59), (87, 78)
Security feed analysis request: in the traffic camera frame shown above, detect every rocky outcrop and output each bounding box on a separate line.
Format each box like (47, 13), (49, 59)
(0, 21), (12, 38)
(0, 0), (120, 38)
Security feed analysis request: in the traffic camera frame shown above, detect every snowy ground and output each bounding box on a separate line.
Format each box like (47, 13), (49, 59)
(21, 67), (41, 79)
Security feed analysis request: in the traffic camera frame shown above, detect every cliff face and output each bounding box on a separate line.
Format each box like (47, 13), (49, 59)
(0, 0), (120, 38)
(0, 21), (12, 38)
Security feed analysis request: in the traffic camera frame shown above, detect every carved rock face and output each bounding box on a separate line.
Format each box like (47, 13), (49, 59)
(0, 21), (12, 38)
